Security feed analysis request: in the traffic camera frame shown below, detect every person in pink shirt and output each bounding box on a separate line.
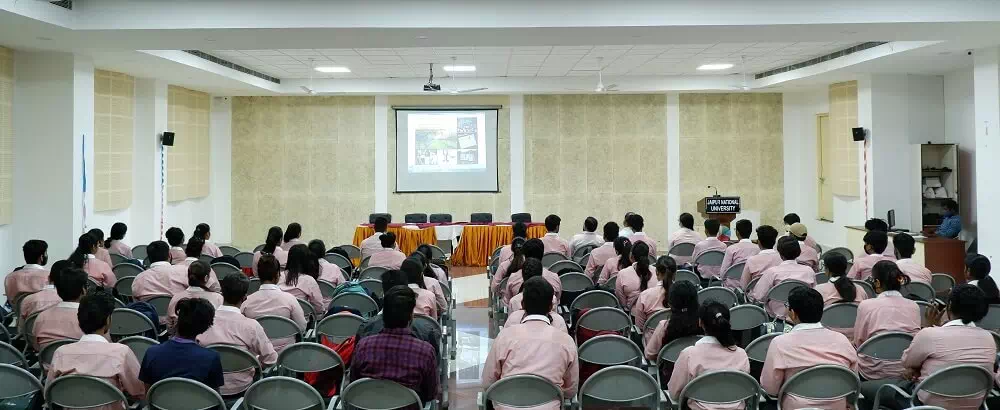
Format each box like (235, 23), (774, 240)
(865, 218), (896, 258)
(360, 217), (396, 259)
(88, 228), (115, 268)
(280, 244), (326, 315)
(165, 227), (188, 265)
(20, 260), (69, 320)
(33, 267), (89, 350)
(854, 261), (920, 351)
(415, 244), (449, 284)
(166, 261), (224, 334)
(68, 232), (115, 287)
(5, 239), (50, 302)
(309, 240), (348, 286)
(667, 301), (750, 410)
(892, 233), (932, 284)
(815, 253), (867, 307)
(966, 254), (1000, 304)
(597, 236), (632, 286)
(409, 251), (448, 313)
(483, 277), (578, 410)
(197, 275), (278, 396)
(106, 222), (133, 259)
(644, 281), (702, 363)
(47, 291), (145, 410)
(787, 223), (819, 272)
(782, 213), (818, 252)
(667, 213), (705, 265)
(718, 220), (760, 288)
(739, 225), (782, 290)
(751, 236), (816, 318)
(584, 222), (619, 280)
(628, 214), (658, 258)
(176, 238), (223, 292)
(491, 238), (526, 296)
(569, 217), (604, 257)
(502, 240), (562, 308)
(691, 219), (727, 280)
(632, 257), (676, 345)
(368, 232), (407, 270)
(192, 223), (223, 259)
(280, 222), (305, 251)
(540, 214), (571, 258)
(252, 227), (289, 275)
(848, 230), (893, 280)
(615, 242), (659, 311)
(496, 222), (528, 265)
(241, 255), (306, 353)
(178, 237), (206, 266)
(400, 259), (438, 319)
(761, 287), (858, 410)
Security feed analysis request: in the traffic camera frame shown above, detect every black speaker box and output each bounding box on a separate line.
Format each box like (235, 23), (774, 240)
(852, 127), (866, 141)
(161, 131), (175, 146)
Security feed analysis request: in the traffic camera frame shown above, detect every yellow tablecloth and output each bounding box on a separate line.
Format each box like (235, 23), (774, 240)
(451, 225), (547, 267)
(352, 226), (438, 256)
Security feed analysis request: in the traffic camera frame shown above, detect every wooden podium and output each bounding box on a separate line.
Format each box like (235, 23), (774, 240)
(698, 196), (741, 227)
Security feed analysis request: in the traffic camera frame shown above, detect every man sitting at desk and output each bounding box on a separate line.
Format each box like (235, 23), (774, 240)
(934, 199), (962, 239)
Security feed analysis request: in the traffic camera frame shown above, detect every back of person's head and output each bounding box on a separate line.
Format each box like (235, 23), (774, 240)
(185, 237), (205, 258)
(678, 213), (694, 230)
(193, 223), (211, 241)
(788, 287), (823, 323)
(382, 286), (417, 328)
(147, 241), (169, 263)
(521, 277), (554, 316)
(521, 258), (543, 282)
(263, 226), (283, 254)
(512, 222), (528, 239)
(631, 242), (652, 292)
(380, 232), (397, 248)
(165, 227), (185, 247)
(221, 274), (250, 306)
(108, 222), (128, 245)
(49, 259), (71, 284)
(664, 281), (701, 346)
(700, 301), (737, 349)
(783, 213), (801, 226)
(69, 233), (99, 268)
(257, 254), (281, 283)
(893, 233), (915, 259)
(284, 222), (302, 243)
(734, 219), (752, 239)
(756, 225), (778, 249)
(943, 199), (959, 214)
(865, 218), (889, 232)
(864, 230), (889, 254)
(373, 217), (389, 233)
(504, 237), (528, 279)
(23, 239), (48, 265)
(544, 214), (561, 232)
(872, 260), (910, 292)
(380, 270), (409, 290)
(950, 284), (989, 324)
(704, 219), (721, 237)
(308, 239), (326, 260)
(623, 212), (635, 228)
(614, 236), (633, 270)
(656, 256), (678, 308)
(56, 268), (88, 301)
(584, 217), (598, 233)
(630, 214), (645, 232)
(776, 236), (801, 261)
(966, 254), (999, 302)
(823, 254), (856, 303)
(285, 244), (316, 286)
(401, 257), (427, 289)
(522, 238), (545, 260)
(77, 290), (115, 334)
(175, 298), (215, 339)
(87, 228), (105, 246)
(188, 261), (212, 290)
(602, 222), (620, 242)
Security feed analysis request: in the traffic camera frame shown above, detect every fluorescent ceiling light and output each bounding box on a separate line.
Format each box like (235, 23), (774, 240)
(697, 63), (734, 71)
(443, 65), (476, 72)
(314, 66), (351, 73)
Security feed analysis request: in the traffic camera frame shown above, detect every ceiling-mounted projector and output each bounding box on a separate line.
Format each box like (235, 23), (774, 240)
(423, 83), (441, 92)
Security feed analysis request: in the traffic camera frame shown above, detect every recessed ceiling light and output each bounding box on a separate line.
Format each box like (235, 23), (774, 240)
(443, 65), (476, 72)
(697, 63), (734, 71)
(314, 66), (351, 73)
(417, 35), (429, 40)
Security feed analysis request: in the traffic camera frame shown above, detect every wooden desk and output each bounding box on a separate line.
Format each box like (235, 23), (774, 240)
(845, 226), (967, 282)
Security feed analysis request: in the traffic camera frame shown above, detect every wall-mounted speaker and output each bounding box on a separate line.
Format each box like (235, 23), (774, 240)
(161, 131), (175, 146)
(852, 127), (866, 141)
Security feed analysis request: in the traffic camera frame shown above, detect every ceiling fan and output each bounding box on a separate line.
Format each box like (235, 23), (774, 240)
(424, 60), (488, 94)
(566, 57), (619, 92)
(729, 55), (754, 92)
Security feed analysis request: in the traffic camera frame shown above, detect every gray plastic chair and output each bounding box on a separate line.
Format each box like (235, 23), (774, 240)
(11, 292), (33, 327)
(110, 308), (157, 340)
(854, 280), (876, 298)
(914, 301), (936, 328)
(746, 333), (780, 367)
(198, 255), (215, 266)
(764, 280), (810, 318)
(644, 309), (672, 336)
(358, 256), (372, 270)
(990, 331), (1000, 351)
(119, 336), (158, 363)
(730, 305), (768, 331)
(480, 374), (563, 410)
(337, 245), (362, 260)
(358, 266), (388, 281)
(579, 365), (661, 410)
(208, 344), (262, 394)
(560, 272), (594, 293)
(110, 253), (128, 266)
(604, 274), (617, 291)
(573, 244), (598, 264)
(821, 303), (859, 329)
(316, 314), (365, 344)
(901, 281), (936, 301)
(723, 262), (746, 282)
(146, 295), (172, 320)
(657, 335), (701, 374)
(45, 374), (127, 409)
(114, 276), (136, 300)
(235, 252), (255, 269)
(23, 312), (40, 351)
(324, 253), (353, 271)
(148, 377), (227, 410)
(358, 279), (384, 300)
(276, 342), (344, 375)
(253, 244), (266, 253)
(428, 245), (447, 261)
(297, 298), (316, 330)
(676, 370), (761, 410)
(549, 260), (584, 275)
(330, 293), (379, 317)
(694, 250), (725, 270)
(256, 315), (303, 343)
(815, 273), (829, 285)
(317, 280), (337, 300)
(113, 262), (143, 280)
(38, 338), (76, 369)
(579, 334), (643, 367)
(824, 247), (854, 262)
(570, 290), (619, 310)
(0, 341), (28, 368)
(857, 331), (913, 368)
(873, 364), (992, 410)
(931, 273), (955, 297)
(210, 262), (242, 280)
(675, 270), (701, 287)
(542, 252), (568, 268)
(777, 364), (860, 410)
(220, 245), (241, 256)
(579, 253), (592, 269)
(131, 244), (148, 260)
(669, 243), (696, 259)
(575, 307), (632, 343)
(341, 378), (423, 410)
(978, 304), (1000, 331)
(0, 363), (42, 402)
(698, 287), (738, 307)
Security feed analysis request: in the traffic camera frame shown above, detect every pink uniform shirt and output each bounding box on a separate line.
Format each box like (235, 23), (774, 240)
(107, 241), (133, 258)
(318, 259), (348, 285)
(902, 321), (996, 410)
(497, 244), (514, 265)
(815, 278), (868, 306)
(20, 286), (61, 320)
(491, 260), (516, 295)
(631, 286), (667, 345)
(691, 237), (727, 279)
(630, 232), (658, 258)
(5, 264), (49, 301)
(367, 249), (406, 270)
(408, 284), (439, 319)
(584, 242), (616, 279)
(847, 253), (893, 280)
(423, 276), (449, 314)
(667, 337), (751, 410)
(165, 287), (224, 334)
(201, 242), (223, 258)
(132, 262), (187, 300)
(169, 247), (187, 265)
(504, 310), (567, 333)
(750, 260), (816, 318)
(279, 273), (326, 314)
(853, 290), (921, 346)
(796, 242), (820, 272)
(667, 228), (704, 264)
(541, 233), (571, 258)
(598, 256), (627, 286)
(280, 238), (305, 252)
(896, 258), (933, 284)
(252, 248), (289, 275)
(241, 284), (307, 352)
(360, 233), (398, 259)
(197, 306), (278, 395)
(96, 247), (114, 268)
(482, 315), (579, 410)
(614, 264), (660, 311)
(719, 240), (760, 288)
(643, 319), (677, 361)
(503, 269), (562, 308)
(739, 250), (782, 290)
(84, 255), (116, 287)
(33, 301), (84, 350)
(47, 334), (145, 410)
(761, 323), (859, 410)
(569, 232), (603, 257)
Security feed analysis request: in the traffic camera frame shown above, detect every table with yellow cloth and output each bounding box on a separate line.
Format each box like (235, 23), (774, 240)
(351, 225), (438, 257)
(450, 224), (547, 267)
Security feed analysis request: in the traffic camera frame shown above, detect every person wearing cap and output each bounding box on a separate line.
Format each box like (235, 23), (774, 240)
(788, 223), (820, 273)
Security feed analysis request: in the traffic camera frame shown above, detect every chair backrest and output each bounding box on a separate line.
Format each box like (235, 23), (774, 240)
(857, 331), (914, 360)
(235, 252), (255, 269)
(764, 279), (809, 305)
(698, 287), (738, 307)
(560, 272), (594, 293)
(46, 374), (127, 409)
(912, 364), (993, 407)
(297, 298), (316, 322)
(114, 276), (136, 298)
(337, 245), (363, 260)
(668, 242), (696, 257)
(109, 253), (128, 267)
(579, 365), (660, 409)
(777, 365), (860, 409)
(112, 263), (143, 281)
(0, 363), (42, 400)
(573, 244), (598, 262)
(604, 274), (617, 290)
(824, 247), (854, 262)
(677, 370), (761, 410)
(412, 314), (443, 335)
(248, 278), (261, 294)
(210, 262), (242, 280)
(131, 244), (148, 260)
(675, 269), (701, 287)
(427, 245), (447, 261)
(324, 253), (354, 271)
(915, 301), (935, 328)
(38, 338), (76, 367)
(745, 333), (780, 364)
(429, 213), (453, 223)
(0, 341), (28, 368)
(369, 213), (392, 224)
(815, 272), (829, 285)
(358, 266), (386, 281)
(657, 335), (701, 366)
(991, 331), (1000, 351)
(549, 260), (584, 275)
(931, 273), (955, 295)
(208, 344), (262, 391)
(575, 308), (632, 340)
(358, 279), (384, 300)
(978, 304), (1000, 331)
(316, 314), (365, 344)
(253, 244), (266, 253)
(198, 255), (214, 266)
(485, 374), (563, 409)
(694, 250), (725, 266)
(277, 342), (344, 373)
(110, 308), (157, 339)
(724, 262), (746, 280)
(219, 245), (241, 256)
(570, 290), (619, 310)
(470, 212), (493, 224)
(330, 292), (379, 317)
(256, 315), (303, 341)
(644, 309), (672, 334)
(729, 304), (768, 331)
(511, 213), (532, 223)
(119, 336), (158, 363)
(23, 312), (40, 350)
(901, 281), (936, 302)
(854, 280), (876, 298)
(542, 252), (568, 268)
(145, 295), (172, 320)
(821, 303), (860, 329)
(317, 279), (337, 299)
(578, 334), (642, 367)
(148, 377), (227, 410)
(404, 213), (428, 223)
(341, 378), (422, 410)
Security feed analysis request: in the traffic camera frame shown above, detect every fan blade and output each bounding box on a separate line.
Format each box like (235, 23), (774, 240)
(300, 85), (315, 94)
(605, 84), (619, 91)
(456, 87), (488, 93)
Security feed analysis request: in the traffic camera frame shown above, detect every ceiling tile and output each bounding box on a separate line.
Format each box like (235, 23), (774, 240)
(355, 48), (396, 56)
(241, 50), (286, 56)
(512, 46), (552, 55)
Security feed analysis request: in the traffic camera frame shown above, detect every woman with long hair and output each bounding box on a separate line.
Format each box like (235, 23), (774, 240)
(815, 253), (867, 306)
(165, 261), (224, 334)
(853, 260), (921, 381)
(87, 228), (114, 267)
(643, 281), (702, 362)
(401, 257), (439, 318)
(667, 301), (750, 407)
(253, 226), (288, 275)
(491, 237), (526, 294)
(192, 223), (223, 258)
(614, 242), (658, 311)
(309, 239), (347, 285)
(106, 222), (132, 258)
(407, 251), (448, 313)
(632, 256), (678, 345)
(281, 222), (304, 251)
(598, 236), (632, 286)
(416, 244), (449, 283)
(69, 233), (115, 287)
(281, 244), (325, 314)
(966, 254), (1000, 304)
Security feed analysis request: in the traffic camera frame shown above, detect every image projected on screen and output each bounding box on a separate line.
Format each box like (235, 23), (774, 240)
(409, 112), (487, 174)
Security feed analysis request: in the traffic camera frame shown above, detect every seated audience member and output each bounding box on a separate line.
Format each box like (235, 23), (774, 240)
(788, 223), (819, 272)
(197, 275), (277, 396)
(166, 261), (224, 334)
(69, 232), (115, 287)
(893, 233), (932, 284)
(281, 244), (325, 314)
(505, 267), (568, 333)
(401, 258), (439, 319)
(360, 217), (395, 259)
(34, 268), (89, 349)
(357, 270), (442, 355)
(350, 286), (439, 403)
(761, 287), (858, 410)
(540, 214), (571, 258)
(503, 239), (562, 307)
(88, 228), (114, 268)
(966, 254), (1000, 304)
(719, 219), (760, 288)
(165, 227), (187, 265)
(192, 223), (222, 258)
(408, 251), (448, 312)
(106, 222), (133, 258)
(179, 237), (206, 266)
(632, 257), (677, 345)
(281, 222), (304, 251)
(644, 281), (702, 361)
(134, 241), (197, 300)
(739, 225), (782, 290)
(691, 219), (727, 280)
(782, 213), (817, 251)
(491, 237), (526, 295)
(584, 222), (619, 279)
(865, 218), (896, 258)
(598, 237), (632, 286)
(483, 277), (578, 408)
(252, 226), (289, 275)
(414, 244), (448, 283)
(815, 253), (867, 307)
(667, 301), (751, 410)
(175, 237), (222, 291)
(5, 239), (50, 301)
(506, 259), (557, 314)
(242, 255), (306, 352)
(667, 212), (705, 264)
(848, 230), (893, 280)
(310, 239), (347, 286)
(20, 260), (70, 320)
(368, 232), (407, 270)
(751, 236), (816, 318)
(933, 199), (962, 239)
(47, 291), (145, 407)
(570, 216), (604, 256)
(862, 284), (995, 410)
(139, 298), (224, 390)
(615, 242), (658, 311)
(497, 222), (528, 264)
(619, 212), (636, 238)
(854, 261), (920, 347)
(628, 214), (657, 258)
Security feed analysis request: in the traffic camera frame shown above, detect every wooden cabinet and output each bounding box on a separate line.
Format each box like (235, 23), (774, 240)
(919, 143), (959, 228)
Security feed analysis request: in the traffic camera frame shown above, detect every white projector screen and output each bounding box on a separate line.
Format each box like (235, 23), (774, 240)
(395, 108), (500, 193)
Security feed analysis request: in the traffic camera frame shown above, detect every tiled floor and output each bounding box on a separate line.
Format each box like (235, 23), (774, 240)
(445, 269), (493, 410)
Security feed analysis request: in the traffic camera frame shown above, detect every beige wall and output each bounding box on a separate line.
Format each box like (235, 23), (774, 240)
(230, 96), (375, 249)
(93, 69), (135, 211)
(167, 85), (211, 201)
(679, 93), (784, 229)
(829, 81), (860, 197)
(0, 47), (11, 225)
(523, 94), (668, 241)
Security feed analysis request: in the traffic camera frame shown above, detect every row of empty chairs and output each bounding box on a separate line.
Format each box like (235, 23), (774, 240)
(368, 212), (534, 224)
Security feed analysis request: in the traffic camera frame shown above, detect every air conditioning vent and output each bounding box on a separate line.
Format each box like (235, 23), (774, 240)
(184, 51), (282, 84)
(754, 42), (888, 79)
(49, 1), (72, 9)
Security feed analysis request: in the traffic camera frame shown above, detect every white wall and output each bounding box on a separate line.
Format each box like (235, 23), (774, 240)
(944, 68), (977, 236)
(973, 48), (1000, 261)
